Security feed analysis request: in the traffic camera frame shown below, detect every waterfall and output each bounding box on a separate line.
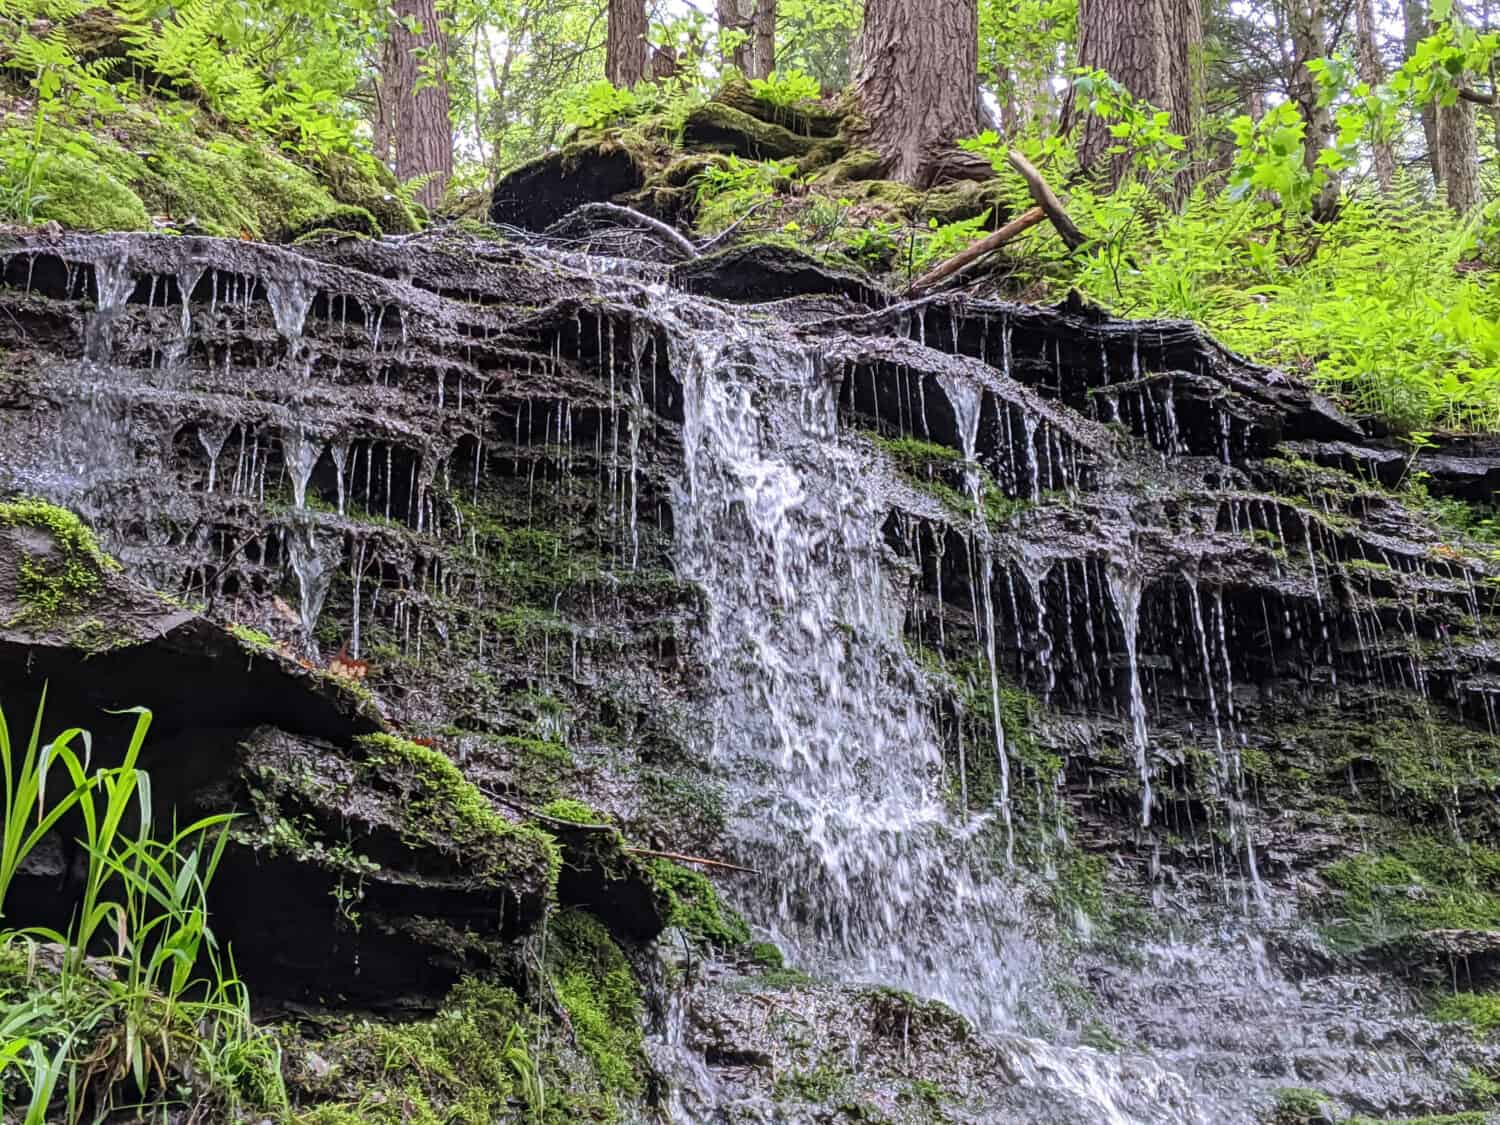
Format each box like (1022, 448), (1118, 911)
(666, 303), (1205, 1124)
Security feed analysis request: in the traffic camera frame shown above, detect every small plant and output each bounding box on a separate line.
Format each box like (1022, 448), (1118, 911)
(0, 695), (285, 1122)
(748, 68), (821, 110)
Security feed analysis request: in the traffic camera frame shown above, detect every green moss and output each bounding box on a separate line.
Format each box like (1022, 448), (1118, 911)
(228, 622), (281, 655)
(774, 1064), (850, 1103)
(0, 498), (119, 628)
(1434, 991), (1500, 1036)
(538, 797), (610, 826)
(681, 102), (820, 160)
(646, 858), (750, 948)
(286, 203), (381, 241)
(1268, 1087), (1332, 1124)
(546, 910), (645, 1110)
(297, 978), (541, 1124)
(1322, 838), (1500, 948)
(359, 733), (561, 889)
(1345, 1116), (1488, 1124)
(5, 103), (417, 240)
(747, 940), (785, 969)
(26, 150), (152, 231)
(818, 147), (886, 184)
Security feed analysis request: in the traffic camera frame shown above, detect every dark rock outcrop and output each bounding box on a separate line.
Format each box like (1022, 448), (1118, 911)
(490, 139), (650, 231)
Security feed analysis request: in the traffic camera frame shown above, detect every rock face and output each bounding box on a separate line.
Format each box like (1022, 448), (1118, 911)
(3, 224), (1500, 1122)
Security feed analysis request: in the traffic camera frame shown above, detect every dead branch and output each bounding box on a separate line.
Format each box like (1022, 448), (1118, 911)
(1006, 150), (1089, 251)
(625, 847), (759, 874)
(909, 205), (1046, 294)
(546, 202), (699, 259)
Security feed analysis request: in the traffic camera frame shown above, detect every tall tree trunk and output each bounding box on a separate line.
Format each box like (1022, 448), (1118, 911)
(751, 0), (776, 79)
(1356, 0), (1396, 191)
(717, 0), (753, 71)
(1073, 0), (1199, 186)
(607, 0), (649, 87)
(383, 0), (452, 212)
(852, 0), (980, 186)
(1169, 0), (1203, 193)
(1403, 0), (1443, 184)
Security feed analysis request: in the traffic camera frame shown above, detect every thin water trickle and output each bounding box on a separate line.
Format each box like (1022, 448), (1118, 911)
(1106, 564), (1153, 827)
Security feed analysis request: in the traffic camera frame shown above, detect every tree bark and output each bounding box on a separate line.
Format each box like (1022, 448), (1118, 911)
(751, 0), (777, 79)
(382, 0), (452, 212)
(1355, 0), (1396, 191)
(717, 0), (754, 71)
(1287, 0), (1339, 214)
(852, 0), (980, 187)
(1437, 0), (1484, 212)
(607, 0), (649, 88)
(1403, 0), (1443, 185)
(1073, 0), (1200, 187)
(1437, 94), (1483, 212)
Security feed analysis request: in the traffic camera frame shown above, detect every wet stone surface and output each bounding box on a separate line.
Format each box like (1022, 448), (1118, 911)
(3, 224), (1500, 1122)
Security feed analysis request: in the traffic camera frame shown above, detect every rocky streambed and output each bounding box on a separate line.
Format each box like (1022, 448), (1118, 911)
(3, 221), (1500, 1123)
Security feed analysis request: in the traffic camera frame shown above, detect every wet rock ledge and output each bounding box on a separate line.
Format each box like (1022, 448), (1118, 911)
(3, 224), (1500, 1122)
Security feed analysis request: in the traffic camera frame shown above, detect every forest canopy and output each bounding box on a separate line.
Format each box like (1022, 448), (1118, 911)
(1, 0), (1498, 433)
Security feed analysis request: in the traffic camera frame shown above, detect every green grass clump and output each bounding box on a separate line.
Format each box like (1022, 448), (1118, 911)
(1434, 991), (1500, 1037)
(0, 699), (285, 1121)
(647, 858), (750, 948)
(0, 497), (119, 627)
(359, 733), (561, 889)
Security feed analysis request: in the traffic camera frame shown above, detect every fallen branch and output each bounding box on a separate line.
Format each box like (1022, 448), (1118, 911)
(546, 202), (699, 260)
(909, 205), (1046, 294)
(1006, 150), (1088, 251)
(480, 787), (758, 872)
(625, 847), (759, 875)
(479, 787), (619, 832)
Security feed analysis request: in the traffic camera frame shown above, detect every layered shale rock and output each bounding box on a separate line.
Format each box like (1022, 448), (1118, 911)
(4, 224), (1500, 1122)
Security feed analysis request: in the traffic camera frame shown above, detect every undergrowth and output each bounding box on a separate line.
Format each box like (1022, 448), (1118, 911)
(0, 695), (285, 1123)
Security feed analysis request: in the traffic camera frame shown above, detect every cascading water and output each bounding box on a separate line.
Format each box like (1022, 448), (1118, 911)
(664, 300), (1204, 1124)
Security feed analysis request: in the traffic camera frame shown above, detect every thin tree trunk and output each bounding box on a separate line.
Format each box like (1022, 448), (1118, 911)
(385, 0), (452, 212)
(607, 0), (649, 87)
(1403, 0), (1442, 184)
(1355, 0), (1396, 190)
(1437, 0), (1484, 212)
(751, 0), (777, 79)
(852, 0), (980, 186)
(1287, 0), (1339, 214)
(1438, 93), (1483, 211)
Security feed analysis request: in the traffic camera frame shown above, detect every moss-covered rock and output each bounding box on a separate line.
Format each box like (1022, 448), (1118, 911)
(712, 77), (843, 139)
(359, 732), (562, 891)
(680, 102), (821, 161)
(285, 203), (381, 242)
(2, 103), (416, 240)
(0, 498), (119, 629)
(645, 857), (750, 948)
